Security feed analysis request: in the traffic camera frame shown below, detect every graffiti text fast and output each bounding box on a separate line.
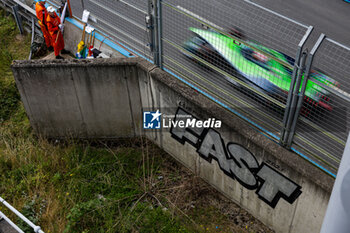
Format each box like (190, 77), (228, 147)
(170, 108), (302, 208)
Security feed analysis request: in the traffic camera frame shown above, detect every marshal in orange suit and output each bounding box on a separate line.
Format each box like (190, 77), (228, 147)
(46, 6), (69, 59)
(35, 0), (52, 50)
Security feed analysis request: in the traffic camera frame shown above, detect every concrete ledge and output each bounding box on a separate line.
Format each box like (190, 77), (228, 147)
(136, 58), (334, 193)
(12, 57), (140, 68)
(12, 56), (334, 190)
(12, 57), (333, 232)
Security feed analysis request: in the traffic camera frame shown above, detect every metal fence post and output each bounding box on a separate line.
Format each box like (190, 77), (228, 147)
(282, 52), (307, 147)
(28, 17), (35, 60)
(12, 4), (23, 34)
(286, 34), (326, 147)
(147, 0), (156, 63)
(150, 0), (162, 67)
(280, 26), (313, 146)
(280, 47), (302, 146)
(156, 0), (163, 69)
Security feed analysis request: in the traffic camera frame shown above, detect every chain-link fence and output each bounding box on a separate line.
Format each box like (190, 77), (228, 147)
(65, 0), (151, 60)
(290, 37), (350, 175)
(160, 0), (311, 141)
(3, 0), (350, 177)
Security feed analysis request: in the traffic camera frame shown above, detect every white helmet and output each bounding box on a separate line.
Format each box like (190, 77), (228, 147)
(47, 6), (55, 13)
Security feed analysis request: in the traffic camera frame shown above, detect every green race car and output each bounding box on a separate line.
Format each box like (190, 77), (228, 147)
(183, 27), (337, 113)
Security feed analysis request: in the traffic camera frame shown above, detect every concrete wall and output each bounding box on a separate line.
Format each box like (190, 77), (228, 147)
(11, 58), (334, 233)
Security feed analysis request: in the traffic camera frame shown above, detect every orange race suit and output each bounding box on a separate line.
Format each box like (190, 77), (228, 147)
(35, 2), (51, 48)
(46, 12), (64, 56)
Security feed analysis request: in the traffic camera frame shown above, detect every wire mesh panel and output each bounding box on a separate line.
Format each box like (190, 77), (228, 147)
(46, 0), (61, 5)
(161, 0), (310, 140)
(70, 0), (152, 60)
(46, 0), (85, 24)
(292, 38), (350, 175)
(66, 0), (84, 18)
(164, 0), (308, 57)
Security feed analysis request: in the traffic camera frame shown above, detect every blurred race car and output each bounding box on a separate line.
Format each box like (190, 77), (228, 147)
(183, 27), (338, 114)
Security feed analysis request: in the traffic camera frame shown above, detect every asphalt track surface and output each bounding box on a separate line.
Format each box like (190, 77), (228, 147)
(251, 0), (350, 47)
(66, 0), (348, 174)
